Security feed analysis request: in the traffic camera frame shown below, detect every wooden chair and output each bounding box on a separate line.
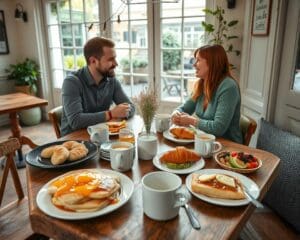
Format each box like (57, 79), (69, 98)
(0, 138), (25, 214)
(240, 114), (257, 146)
(48, 106), (63, 139)
(162, 77), (181, 96)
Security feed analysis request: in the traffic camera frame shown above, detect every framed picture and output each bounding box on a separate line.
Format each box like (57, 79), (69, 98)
(252, 0), (272, 36)
(0, 10), (9, 54)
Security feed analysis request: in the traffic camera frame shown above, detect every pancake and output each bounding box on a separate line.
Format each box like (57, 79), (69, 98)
(48, 171), (121, 212)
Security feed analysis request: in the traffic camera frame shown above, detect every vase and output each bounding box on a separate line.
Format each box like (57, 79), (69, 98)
(137, 131), (158, 160)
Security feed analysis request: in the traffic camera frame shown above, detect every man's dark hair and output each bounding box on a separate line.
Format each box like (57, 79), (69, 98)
(84, 37), (115, 65)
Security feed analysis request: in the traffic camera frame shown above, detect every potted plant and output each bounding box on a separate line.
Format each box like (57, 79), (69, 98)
(5, 58), (42, 125)
(6, 58), (39, 95)
(134, 88), (159, 160)
(120, 57), (148, 84)
(201, 6), (240, 68)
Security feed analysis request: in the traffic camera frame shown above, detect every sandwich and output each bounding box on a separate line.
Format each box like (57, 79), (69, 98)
(160, 146), (200, 169)
(106, 120), (126, 133)
(48, 171), (120, 212)
(170, 127), (195, 140)
(191, 173), (246, 200)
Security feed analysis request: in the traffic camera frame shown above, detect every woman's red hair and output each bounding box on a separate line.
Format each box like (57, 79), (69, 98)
(191, 45), (235, 110)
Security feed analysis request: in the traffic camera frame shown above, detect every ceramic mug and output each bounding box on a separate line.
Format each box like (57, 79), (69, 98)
(137, 132), (158, 160)
(195, 133), (222, 158)
(142, 171), (182, 221)
(87, 124), (109, 145)
(110, 141), (135, 172)
(155, 113), (171, 133)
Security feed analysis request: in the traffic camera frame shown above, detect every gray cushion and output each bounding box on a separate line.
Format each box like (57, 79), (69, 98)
(257, 119), (300, 232)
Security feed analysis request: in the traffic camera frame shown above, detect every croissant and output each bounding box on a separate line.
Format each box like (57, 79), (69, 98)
(160, 146), (200, 164)
(170, 127), (194, 139)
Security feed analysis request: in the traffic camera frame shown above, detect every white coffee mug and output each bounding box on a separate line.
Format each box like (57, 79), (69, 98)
(137, 132), (158, 160)
(195, 133), (222, 158)
(155, 113), (171, 133)
(110, 141), (135, 172)
(87, 124), (109, 145)
(142, 171), (182, 221)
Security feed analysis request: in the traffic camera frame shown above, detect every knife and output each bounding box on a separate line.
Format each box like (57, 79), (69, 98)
(244, 187), (264, 209)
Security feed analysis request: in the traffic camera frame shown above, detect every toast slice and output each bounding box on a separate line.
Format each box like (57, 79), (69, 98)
(191, 173), (246, 200)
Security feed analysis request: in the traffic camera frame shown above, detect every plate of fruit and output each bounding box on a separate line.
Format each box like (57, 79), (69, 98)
(214, 151), (262, 174)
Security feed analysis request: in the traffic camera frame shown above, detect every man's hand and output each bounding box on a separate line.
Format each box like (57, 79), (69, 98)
(111, 103), (130, 119)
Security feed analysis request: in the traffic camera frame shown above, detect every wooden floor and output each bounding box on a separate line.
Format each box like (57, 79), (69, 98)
(0, 121), (298, 240)
(0, 121), (56, 240)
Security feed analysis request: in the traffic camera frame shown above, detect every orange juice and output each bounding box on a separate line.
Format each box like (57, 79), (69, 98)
(119, 128), (135, 144)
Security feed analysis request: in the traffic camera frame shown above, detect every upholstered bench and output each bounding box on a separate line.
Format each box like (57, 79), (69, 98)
(240, 119), (300, 240)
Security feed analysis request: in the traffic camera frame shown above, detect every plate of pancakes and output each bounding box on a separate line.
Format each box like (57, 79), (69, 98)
(25, 140), (98, 169)
(37, 168), (134, 220)
(106, 120), (127, 135)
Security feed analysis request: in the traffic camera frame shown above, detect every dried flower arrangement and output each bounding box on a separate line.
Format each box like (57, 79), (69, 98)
(133, 88), (159, 134)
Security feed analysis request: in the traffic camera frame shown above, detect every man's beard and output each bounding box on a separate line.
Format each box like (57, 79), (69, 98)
(96, 66), (115, 78)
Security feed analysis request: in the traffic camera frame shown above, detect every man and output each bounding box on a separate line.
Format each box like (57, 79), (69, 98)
(61, 37), (135, 136)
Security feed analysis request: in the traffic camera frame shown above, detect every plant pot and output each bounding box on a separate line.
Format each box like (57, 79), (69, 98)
(19, 107), (42, 126)
(137, 132), (158, 160)
(15, 85), (33, 95)
(15, 85), (41, 126)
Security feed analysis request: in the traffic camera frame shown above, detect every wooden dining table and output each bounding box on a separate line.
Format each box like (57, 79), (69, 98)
(0, 93), (48, 167)
(26, 116), (280, 240)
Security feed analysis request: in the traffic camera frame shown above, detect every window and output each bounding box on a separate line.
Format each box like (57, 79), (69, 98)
(44, 0), (206, 102)
(44, 0), (100, 88)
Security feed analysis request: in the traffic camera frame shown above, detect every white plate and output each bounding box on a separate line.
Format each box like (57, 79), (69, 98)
(163, 129), (195, 144)
(36, 169), (134, 220)
(153, 152), (205, 175)
(186, 169), (260, 207)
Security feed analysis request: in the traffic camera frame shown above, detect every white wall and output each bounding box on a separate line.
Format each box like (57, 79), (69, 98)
(239, 0), (284, 146)
(0, 0), (50, 125)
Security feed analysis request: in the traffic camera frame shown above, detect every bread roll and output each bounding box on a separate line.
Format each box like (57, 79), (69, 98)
(62, 141), (81, 150)
(41, 145), (58, 158)
(191, 173), (245, 200)
(51, 146), (70, 165)
(68, 144), (88, 161)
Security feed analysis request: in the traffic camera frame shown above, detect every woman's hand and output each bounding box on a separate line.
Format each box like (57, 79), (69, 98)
(171, 111), (198, 127)
(171, 110), (181, 125)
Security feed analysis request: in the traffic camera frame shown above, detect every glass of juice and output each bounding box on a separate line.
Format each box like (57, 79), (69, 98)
(119, 128), (135, 144)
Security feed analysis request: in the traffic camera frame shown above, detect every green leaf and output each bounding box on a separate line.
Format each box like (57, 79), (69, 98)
(235, 50), (241, 56)
(202, 9), (214, 15)
(227, 36), (238, 40)
(228, 20), (238, 27)
(228, 44), (233, 51)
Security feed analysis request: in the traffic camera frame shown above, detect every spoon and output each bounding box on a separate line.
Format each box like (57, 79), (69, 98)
(177, 193), (201, 230)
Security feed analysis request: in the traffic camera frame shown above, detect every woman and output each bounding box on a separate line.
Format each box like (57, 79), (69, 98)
(171, 45), (242, 143)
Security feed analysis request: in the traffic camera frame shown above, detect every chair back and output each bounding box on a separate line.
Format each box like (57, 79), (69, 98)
(48, 106), (63, 139)
(240, 114), (257, 146)
(0, 138), (24, 212)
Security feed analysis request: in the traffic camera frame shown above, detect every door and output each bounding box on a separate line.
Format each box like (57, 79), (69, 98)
(274, 0), (300, 136)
